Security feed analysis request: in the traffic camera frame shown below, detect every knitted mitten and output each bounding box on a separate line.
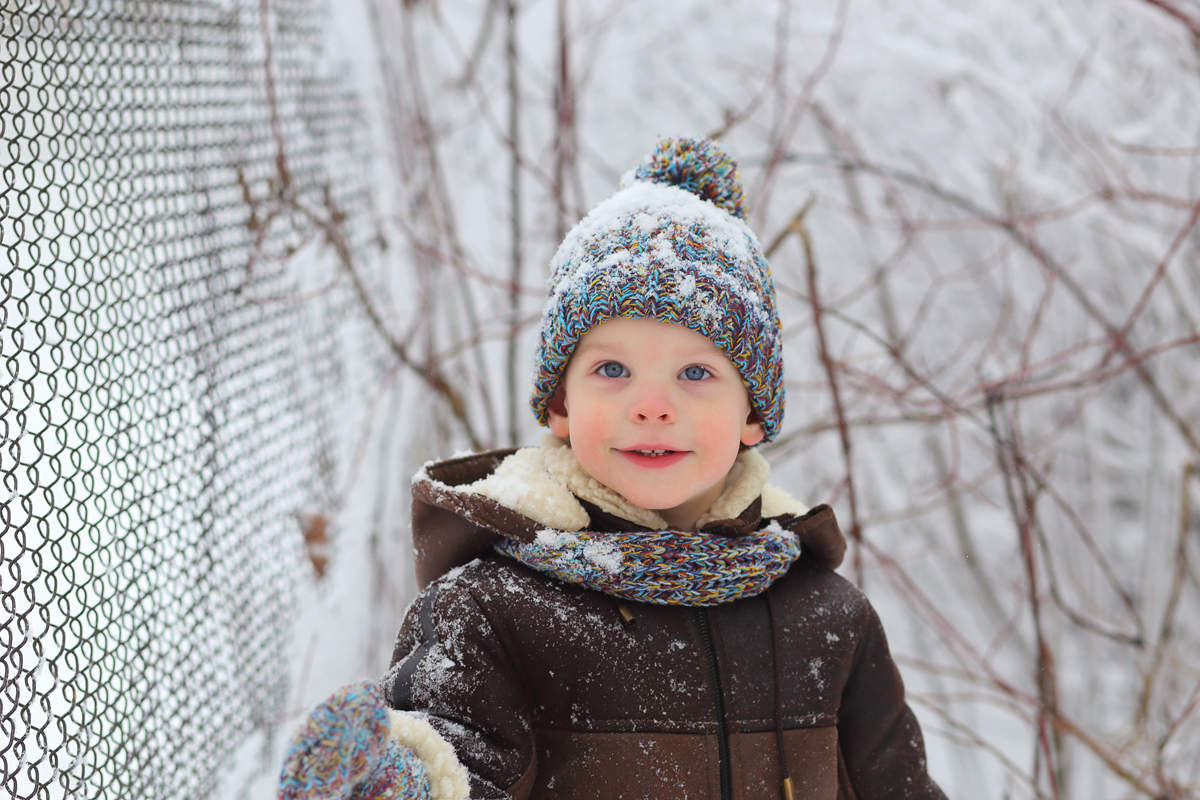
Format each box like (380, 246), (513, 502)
(279, 681), (442, 800)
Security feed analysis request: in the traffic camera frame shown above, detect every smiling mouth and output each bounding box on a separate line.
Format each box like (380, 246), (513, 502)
(618, 448), (688, 468)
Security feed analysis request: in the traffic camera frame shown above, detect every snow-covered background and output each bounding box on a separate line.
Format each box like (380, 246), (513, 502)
(242, 1), (1200, 796)
(3, 0), (1198, 798)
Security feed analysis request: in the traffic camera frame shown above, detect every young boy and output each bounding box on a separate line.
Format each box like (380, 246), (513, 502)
(280, 138), (948, 800)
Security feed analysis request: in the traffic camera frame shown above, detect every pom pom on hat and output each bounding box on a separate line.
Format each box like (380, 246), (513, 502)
(633, 137), (746, 219)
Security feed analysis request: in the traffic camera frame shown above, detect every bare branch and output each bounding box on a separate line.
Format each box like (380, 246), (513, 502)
(505, 0), (524, 448)
(1136, 0), (1200, 39)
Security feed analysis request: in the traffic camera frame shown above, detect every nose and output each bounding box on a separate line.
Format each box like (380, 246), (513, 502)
(629, 383), (675, 423)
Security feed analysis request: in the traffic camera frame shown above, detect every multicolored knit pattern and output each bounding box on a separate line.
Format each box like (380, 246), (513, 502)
(494, 527), (801, 607)
(529, 136), (785, 442)
(634, 137), (746, 219)
(279, 681), (431, 800)
(353, 741), (431, 800)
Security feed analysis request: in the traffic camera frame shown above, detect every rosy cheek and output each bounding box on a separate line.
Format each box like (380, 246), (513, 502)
(570, 406), (610, 446)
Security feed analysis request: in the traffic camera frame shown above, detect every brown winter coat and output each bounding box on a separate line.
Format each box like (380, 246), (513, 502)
(383, 447), (948, 800)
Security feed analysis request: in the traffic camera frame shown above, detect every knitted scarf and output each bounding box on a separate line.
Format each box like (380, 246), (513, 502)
(495, 526), (801, 607)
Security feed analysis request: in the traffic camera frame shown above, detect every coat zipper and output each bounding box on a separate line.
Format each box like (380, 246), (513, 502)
(696, 608), (732, 800)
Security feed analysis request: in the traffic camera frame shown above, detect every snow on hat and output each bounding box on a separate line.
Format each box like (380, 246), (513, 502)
(530, 136), (785, 442)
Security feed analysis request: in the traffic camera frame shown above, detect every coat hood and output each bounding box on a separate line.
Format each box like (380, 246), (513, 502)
(409, 439), (847, 589)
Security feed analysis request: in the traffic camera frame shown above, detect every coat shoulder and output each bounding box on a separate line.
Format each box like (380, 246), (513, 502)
(778, 555), (875, 631)
(421, 552), (582, 625)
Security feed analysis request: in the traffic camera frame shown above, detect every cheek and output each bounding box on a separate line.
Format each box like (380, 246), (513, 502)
(567, 406), (613, 479)
(694, 395), (751, 451)
(569, 404), (612, 446)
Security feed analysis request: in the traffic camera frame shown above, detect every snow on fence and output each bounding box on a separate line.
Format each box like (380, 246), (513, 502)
(0, 1), (392, 797)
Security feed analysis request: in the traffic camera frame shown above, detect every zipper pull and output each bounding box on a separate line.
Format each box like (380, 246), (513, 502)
(616, 602), (637, 627)
(781, 777), (796, 800)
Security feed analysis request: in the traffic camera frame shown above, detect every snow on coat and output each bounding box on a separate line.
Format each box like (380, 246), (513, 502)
(382, 440), (947, 800)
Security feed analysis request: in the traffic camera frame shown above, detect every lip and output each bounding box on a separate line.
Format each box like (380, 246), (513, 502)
(616, 446), (690, 470)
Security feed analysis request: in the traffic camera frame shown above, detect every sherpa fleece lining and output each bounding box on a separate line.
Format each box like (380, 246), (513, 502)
(387, 710), (470, 800)
(466, 435), (807, 530)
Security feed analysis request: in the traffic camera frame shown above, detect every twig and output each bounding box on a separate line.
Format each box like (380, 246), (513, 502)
(259, 0), (291, 192)
(982, 333), (1200, 402)
(293, 191), (484, 450)
(505, 0), (523, 447)
(907, 692), (1042, 798)
(398, 4), (500, 445)
(452, 0), (500, 89)
(752, 0), (849, 224)
(1136, 0), (1200, 39)
(778, 151), (1200, 455)
(1139, 461), (1199, 725)
(433, 310), (544, 364)
(787, 197), (865, 585)
(867, 537), (1165, 797)
(1096, 195), (1200, 370)
(706, 0), (790, 141)
(388, 213), (543, 297)
(551, 0), (578, 242)
(1157, 675), (1200, 766)
(986, 391), (1062, 798)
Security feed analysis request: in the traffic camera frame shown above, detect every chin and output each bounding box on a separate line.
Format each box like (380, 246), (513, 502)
(617, 487), (682, 513)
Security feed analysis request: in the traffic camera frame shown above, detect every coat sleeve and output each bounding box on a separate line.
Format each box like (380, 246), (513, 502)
(382, 571), (536, 800)
(837, 599), (949, 799)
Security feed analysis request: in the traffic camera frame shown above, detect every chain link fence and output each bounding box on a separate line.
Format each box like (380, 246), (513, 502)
(2, 1), (384, 796)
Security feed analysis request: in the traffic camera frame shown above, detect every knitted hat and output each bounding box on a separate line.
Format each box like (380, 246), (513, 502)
(530, 136), (785, 442)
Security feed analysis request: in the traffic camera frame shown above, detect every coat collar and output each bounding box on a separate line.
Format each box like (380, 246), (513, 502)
(461, 435), (806, 535)
(410, 441), (847, 587)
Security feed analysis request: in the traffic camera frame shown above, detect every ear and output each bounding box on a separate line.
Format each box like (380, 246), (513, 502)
(740, 410), (765, 447)
(547, 386), (570, 438)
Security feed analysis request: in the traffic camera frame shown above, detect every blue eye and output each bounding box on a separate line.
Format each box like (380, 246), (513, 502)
(681, 365), (711, 381)
(599, 362), (629, 378)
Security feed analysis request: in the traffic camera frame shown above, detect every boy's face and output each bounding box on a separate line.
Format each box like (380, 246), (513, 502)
(547, 317), (764, 529)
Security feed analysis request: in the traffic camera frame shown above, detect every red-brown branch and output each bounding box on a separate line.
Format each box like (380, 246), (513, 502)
(791, 201), (865, 585)
(1136, 0), (1200, 38)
